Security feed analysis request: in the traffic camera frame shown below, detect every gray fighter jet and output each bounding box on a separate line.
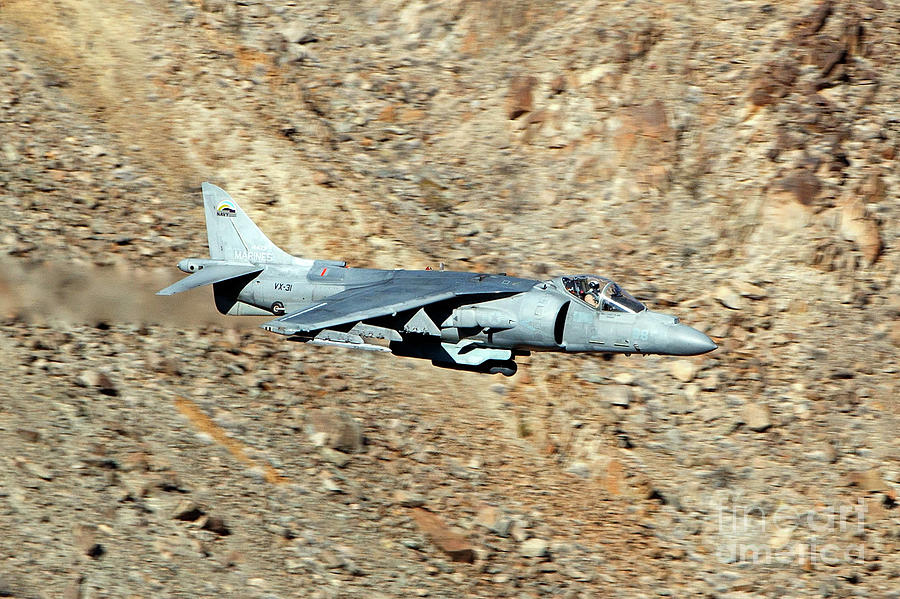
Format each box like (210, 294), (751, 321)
(158, 183), (716, 375)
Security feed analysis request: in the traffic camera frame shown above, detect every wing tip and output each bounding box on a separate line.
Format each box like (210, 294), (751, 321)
(260, 319), (300, 336)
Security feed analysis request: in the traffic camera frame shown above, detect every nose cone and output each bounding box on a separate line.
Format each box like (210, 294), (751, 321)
(667, 324), (717, 356)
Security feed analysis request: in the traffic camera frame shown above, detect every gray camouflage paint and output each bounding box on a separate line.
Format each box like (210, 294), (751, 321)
(158, 183), (716, 375)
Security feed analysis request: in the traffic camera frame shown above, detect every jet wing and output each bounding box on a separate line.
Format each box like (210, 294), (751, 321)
(156, 264), (263, 296)
(262, 272), (536, 335)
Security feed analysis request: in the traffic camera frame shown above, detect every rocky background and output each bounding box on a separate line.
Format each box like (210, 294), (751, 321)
(1, 0), (898, 597)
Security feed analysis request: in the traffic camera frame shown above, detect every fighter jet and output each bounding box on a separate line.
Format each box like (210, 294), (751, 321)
(158, 183), (716, 376)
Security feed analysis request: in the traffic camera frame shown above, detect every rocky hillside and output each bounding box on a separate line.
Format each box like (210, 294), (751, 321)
(1, 0), (897, 597)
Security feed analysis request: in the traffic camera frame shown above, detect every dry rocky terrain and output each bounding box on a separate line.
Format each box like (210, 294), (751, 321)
(1, 0), (898, 597)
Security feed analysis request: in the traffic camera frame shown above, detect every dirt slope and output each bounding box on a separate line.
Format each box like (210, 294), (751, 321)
(1, 0), (898, 597)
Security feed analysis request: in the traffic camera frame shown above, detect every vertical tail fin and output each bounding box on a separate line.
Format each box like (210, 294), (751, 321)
(202, 182), (296, 264)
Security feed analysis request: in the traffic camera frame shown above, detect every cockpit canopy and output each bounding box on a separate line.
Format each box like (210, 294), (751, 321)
(559, 275), (646, 313)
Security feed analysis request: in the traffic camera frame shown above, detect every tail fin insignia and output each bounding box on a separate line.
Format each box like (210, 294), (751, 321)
(215, 200), (237, 217)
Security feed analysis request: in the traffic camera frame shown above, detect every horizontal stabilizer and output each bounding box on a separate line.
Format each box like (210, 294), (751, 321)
(156, 263), (263, 296)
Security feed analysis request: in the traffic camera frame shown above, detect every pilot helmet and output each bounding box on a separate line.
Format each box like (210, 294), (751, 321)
(589, 279), (600, 290)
